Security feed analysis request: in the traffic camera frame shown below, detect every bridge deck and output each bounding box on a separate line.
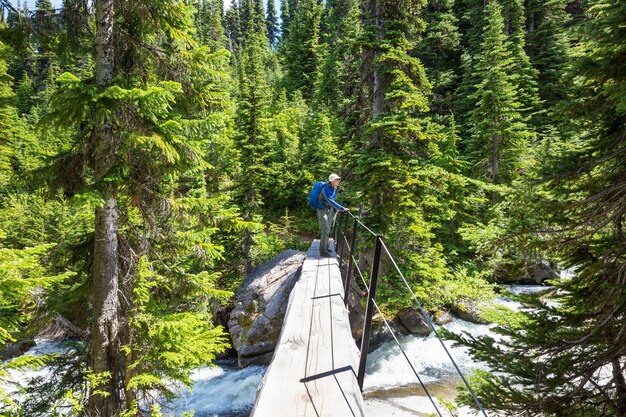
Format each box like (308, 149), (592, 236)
(251, 240), (365, 417)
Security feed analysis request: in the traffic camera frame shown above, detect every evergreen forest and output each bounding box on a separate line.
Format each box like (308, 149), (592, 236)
(0, 0), (624, 415)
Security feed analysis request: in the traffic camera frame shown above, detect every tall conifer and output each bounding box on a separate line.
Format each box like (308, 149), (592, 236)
(316, 0), (362, 123)
(415, 0), (461, 115)
(280, 0), (290, 36)
(225, 2), (243, 53)
(355, 0), (449, 301)
(198, 0), (228, 48)
(266, 0), (278, 47)
(234, 0), (273, 272)
(457, 0), (626, 414)
(501, 0), (542, 126)
(281, 0), (322, 100)
(465, 0), (532, 184)
(41, 0), (234, 413)
(526, 0), (571, 111)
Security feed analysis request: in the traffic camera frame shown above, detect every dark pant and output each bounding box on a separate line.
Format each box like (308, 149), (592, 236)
(317, 208), (331, 254)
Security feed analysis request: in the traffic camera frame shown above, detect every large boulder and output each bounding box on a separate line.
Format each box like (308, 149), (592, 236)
(498, 259), (559, 284)
(228, 249), (306, 367)
(396, 308), (432, 336)
(433, 310), (453, 326)
(450, 301), (490, 324)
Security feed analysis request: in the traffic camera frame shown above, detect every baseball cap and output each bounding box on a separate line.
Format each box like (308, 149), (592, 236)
(328, 173), (341, 182)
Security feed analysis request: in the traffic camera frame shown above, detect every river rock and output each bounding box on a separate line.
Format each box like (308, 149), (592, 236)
(450, 301), (489, 324)
(500, 259), (559, 284)
(396, 308), (432, 336)
(228, 249), (306, 367)
(1, 340), (36, 360)
(433, 310), (453, 326)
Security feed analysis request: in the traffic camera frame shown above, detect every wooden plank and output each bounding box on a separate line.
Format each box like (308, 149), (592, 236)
(251, 240), (365, 417)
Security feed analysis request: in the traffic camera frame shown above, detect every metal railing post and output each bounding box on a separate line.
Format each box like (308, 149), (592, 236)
(357, 235), (383, 391)
(337, 212), (349, 261)
(344, 215), (359, 307)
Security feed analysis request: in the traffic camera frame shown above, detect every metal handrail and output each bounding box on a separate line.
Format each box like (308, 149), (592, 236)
(332, 209), (489, 417)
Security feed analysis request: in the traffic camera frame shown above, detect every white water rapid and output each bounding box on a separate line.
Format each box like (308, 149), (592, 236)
(5, 285), (546, 416)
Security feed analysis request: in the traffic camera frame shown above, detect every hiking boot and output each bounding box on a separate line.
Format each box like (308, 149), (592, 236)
(320, 251), (333, 258)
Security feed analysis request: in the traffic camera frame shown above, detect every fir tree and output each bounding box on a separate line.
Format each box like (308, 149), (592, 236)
(526, 0), (572, 114)
(33, 0), (57, 80)
(197, 0), (228, 49)
(501, 0), (542, 126)
(453, 0), (488, 127)
(415, 0), (461, 116)
(266, 0), (279, 48)
(39, 0), (235, 413)
(354, 0), (451, 307)
(234, 0), (273, 272)
(316, 0), (363, 125)
(0, 40), (17, 187)
(280, 0), (290, 36)
(456, 0), (626, 414)
(281, 0), (323, 100)
(465, 0), (533, 184)
(225, 1), (242, 53)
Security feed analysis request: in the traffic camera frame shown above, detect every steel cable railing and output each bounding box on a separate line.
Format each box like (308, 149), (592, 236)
(332, 209), (489, 417)
(348, 243), (443, 417)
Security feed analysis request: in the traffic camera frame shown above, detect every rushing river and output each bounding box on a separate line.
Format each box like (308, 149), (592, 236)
(6, 285), (547, 416)
(168, 316), (493, 417)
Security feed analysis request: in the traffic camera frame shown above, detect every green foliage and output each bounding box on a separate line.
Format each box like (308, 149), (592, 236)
(266, 0), (279, 48)
(0, 231), (74, 411)
(123, 257), (230, 408)
(2, 0), (621, 414)
(414, 0), (461, 115)
(454, 0), (626, 414)
(526, 0), (572, 108)
(280, 0), (323, 100)
(0, 39), (34, 187)
(196, 0), (228, 49)
(465, 0), (534, 184)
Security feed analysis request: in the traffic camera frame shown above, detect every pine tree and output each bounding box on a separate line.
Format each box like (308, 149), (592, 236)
(501, 0), (542, 126)
(432, 114), (481, 260)
(234, 0), (273, 272)
(316, 0), (363, 124)
(38, 0), (235, 413)
(225, 2), (243, 53)
(280, 0), (290, 36)
(197, 0), (227, 49)
(33, 0), (57, 81)
(414, 0), (461, 116)
(526, 0), (571, 114)
(266, 0), (279, 48)
(0, 40), (17, 187)
(465, 0), (533, 184)
(281, 0), (323, 100)
(354, 0), (451, 307)
(456, 0), (626, 414)
(87, 1), (120, 414)
(453, 0), (488, 127)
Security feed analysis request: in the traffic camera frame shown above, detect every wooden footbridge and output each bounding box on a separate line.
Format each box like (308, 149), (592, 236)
(251, 239), (364, 416)
(250, 211), (490, 417)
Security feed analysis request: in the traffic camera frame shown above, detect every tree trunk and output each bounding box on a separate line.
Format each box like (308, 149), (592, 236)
(613, 357), (626, 415)
(89, 0), (121, 416)
(370, 0), (384, 148)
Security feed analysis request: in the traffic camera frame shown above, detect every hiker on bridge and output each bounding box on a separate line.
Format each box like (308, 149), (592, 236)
(313, 173), (349, 258)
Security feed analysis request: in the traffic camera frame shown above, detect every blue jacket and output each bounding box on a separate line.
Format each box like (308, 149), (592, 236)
(319, 183), (345, 211)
